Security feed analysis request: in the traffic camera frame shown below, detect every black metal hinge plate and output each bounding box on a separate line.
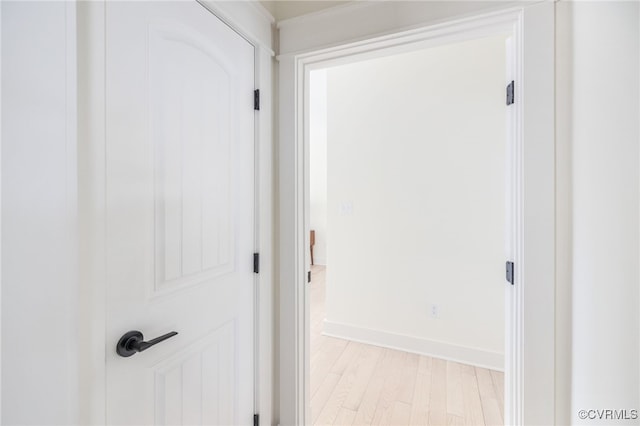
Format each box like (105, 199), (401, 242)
(506, 81), (515, 106)
(254, 414), (259, 426)
(254, 253), (259, 274)
(506, 261), (515, 285)
(254, 89), (260, 111)
(308, 271), (311, 283)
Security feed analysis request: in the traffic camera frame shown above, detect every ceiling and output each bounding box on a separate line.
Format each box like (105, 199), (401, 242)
(260, 1), (352, 22)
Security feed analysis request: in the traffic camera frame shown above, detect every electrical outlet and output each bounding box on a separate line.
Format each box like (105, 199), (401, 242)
(430, 304), (440, 319)
(339, 201), (353, 216)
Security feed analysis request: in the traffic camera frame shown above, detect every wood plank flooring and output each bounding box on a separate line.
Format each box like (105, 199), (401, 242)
(310, 265), (504, 426)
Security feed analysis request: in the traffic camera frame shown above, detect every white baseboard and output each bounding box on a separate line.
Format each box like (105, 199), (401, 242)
(322, 320), (504, 371)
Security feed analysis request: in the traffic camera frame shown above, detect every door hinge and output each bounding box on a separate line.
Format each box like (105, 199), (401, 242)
(254, 253), (260, 274)
(308, 270), (311, 283)
(254, 89), (260, 111)
(254, 414), (259, 426)
(506, 80), (515, 106)
(506, 261), (515, 285)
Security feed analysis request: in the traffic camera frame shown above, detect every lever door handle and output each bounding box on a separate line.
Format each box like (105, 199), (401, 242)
(116, 330), (178, 357)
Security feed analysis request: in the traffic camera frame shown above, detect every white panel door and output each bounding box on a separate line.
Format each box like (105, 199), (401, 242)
(105, 2), (255, 425)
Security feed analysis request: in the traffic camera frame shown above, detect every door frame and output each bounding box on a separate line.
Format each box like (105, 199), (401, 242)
(278, 3), (555, 425)
(76, 1), (275, 424)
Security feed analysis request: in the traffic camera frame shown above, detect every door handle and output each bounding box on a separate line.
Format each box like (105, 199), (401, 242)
(116, 330), (178, 357)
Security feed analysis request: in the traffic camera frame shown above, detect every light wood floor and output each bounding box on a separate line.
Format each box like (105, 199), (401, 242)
(310, 265), (504, 426)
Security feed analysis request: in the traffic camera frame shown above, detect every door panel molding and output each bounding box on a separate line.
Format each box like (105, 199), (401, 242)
(153, 321), (236, 426)
(150, 21), (236, 296)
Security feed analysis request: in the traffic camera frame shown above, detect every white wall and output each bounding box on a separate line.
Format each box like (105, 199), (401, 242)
(554, 4), (573, 423)
(310, 70), (328, 265)
(567, 2), (640, 424)
(261, 1), (349, 22)
(1, 2), (79, 424)
(323, 35), (506, 369)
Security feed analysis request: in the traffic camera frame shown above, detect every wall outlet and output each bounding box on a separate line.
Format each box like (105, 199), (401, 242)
(339, 201), (353, 216)
(430, 304), (440, 319)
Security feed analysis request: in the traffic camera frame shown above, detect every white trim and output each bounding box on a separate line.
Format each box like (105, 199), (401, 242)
(253, 45), (261, 422)
(0, 1), (3, 420)
(200, 0), (274, 55)
(278, 3), (555, 426)
(77, 2), (107, 424)
(277, 54), (303, 426)
(277, 0), (543, 56)
(65, 2), (80, 421)
(278, 7), (517, 63)
(517, 4), (556, 425)
(323, 320), (505, 372)
(255, 45), (276, 426)
(78, 1), (274, 424)
(247, 0), (275, 25)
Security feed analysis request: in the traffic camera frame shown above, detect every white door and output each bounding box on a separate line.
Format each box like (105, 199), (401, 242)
(105, 2), (255, 425)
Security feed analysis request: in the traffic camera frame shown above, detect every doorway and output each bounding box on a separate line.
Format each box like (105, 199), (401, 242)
(278, 4), (555, 425)
(308, 34), (508, 425)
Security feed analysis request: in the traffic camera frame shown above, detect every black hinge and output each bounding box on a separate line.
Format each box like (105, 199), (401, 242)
(253, 253), (260, 274)
(253, 414), (259, 426)
(254, 89), (260, 111)
(506, 261), (515, 285)
(308, 271), (311, 283)
(506, 80), (515, 105)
